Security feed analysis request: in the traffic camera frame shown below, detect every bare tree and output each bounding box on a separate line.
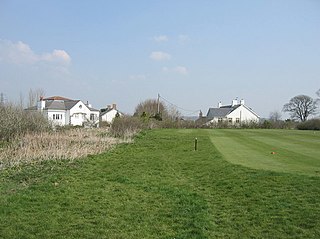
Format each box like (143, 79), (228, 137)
(269, 111), (282, 122)
(283, 95), (317, 122)
(28, 88), (45, 107)
(166, 104), (181, 121)
(134, 99), (167, 118)
(316, 89), (320, 105)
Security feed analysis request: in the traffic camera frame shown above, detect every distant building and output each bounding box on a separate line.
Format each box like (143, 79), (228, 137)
(25, 96), (99, 127)
(100, 104), (123, 124)
(203, 99), (260, 125)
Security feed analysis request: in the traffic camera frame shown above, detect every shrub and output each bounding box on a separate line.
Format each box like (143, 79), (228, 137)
(0, 104), (50, 141)
(110, 116), (144, 138)
(297, 119), (320, 130)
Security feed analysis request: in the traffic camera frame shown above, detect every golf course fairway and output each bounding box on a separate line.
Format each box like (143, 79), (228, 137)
(209, 129), (320, 176)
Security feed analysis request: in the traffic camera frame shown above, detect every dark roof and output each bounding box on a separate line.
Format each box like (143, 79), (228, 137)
(88, 106), (99, 112)
(25, 96), (100, 112)
(206, 105), (240, 118)
(100, 108), (120, 116)
(45, 100), (79, 110)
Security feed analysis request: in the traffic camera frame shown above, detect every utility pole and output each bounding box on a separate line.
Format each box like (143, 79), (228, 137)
(157, 93), (160, 114)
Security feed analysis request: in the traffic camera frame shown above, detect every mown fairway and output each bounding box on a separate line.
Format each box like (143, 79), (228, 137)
(210, 129), (320, 176)
(0, 129), (319, 238)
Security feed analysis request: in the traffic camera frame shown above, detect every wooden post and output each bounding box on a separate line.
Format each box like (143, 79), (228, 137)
(195, 138), (198, 151)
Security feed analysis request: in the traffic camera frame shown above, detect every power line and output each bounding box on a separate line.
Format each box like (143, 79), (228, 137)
(158, 94), (200, 115)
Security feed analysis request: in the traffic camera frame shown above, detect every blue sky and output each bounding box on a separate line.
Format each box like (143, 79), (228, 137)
(1, 0), (319, 118)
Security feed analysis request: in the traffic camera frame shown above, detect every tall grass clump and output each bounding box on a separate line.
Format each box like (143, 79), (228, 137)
(0, 128), (120, 169)
(0, 103), (50, 141)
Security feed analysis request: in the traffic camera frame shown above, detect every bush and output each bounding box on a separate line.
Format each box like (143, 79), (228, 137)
(110, 116), (144, 138)
(0, 104), (50, 141)
(297, 119), (320, 130)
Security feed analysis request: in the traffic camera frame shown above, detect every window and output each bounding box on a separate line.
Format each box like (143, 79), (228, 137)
(236, 118), (240, 123)
(228, 118), (232, 123)
(218, 118), (223, 123)
(53, 114), (63, 120)
(90, 114), (95, 121)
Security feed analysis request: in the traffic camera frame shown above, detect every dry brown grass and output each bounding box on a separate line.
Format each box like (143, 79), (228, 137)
(0, 128), (126, 169)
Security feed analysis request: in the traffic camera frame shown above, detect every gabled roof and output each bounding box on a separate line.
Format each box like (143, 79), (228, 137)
(206, 103), (260, 119)
(45, 100), (79, 110)
(87, 106), (100, 112)
(25, 96), (99, 112)
(100, 108), (121, 116)
(206, 105), (240, 118)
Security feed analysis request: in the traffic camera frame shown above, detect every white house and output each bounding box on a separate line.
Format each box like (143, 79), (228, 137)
(205, 99), (260, 125)
(100, 104), (123, 124)
(26, 96), (100, 127)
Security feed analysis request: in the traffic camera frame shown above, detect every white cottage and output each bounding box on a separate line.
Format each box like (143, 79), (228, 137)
(205, 99), (259, 125)
(26, 96), (99, 127)
(100, 104), (123, 124)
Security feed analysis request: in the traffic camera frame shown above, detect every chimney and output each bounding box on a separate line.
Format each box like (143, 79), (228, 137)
(112, 103), (117, 110)
(232, 99), (238, 107)
(38, 96), (45, 110)
(218, 101), (222, 108)
(199, 110), (203, 118)
(240, 99), (245, 105)
(86, 101), (92, 108)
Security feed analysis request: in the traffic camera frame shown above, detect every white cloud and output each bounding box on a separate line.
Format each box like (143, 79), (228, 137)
(0, 39), (71, 66)
(150, 51), (171, 61)
(41, 49), (71, 64)
(162, 66), (188, 75)
(153, 35), (169, 42)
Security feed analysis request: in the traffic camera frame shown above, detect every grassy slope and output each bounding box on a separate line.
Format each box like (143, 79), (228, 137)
(210, 129), (320, 176)
(0, 129), (319, 238)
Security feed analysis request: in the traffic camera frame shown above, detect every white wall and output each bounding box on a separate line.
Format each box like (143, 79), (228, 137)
(208, 105), (259, 124)
(69, 101), (99, 126)
(229, 105), (259, 123)
(47, 110), (67, 126)
(101, 109), (121, 123)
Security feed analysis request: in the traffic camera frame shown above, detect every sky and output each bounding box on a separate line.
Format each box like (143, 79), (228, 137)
(0, 0), (319, 118)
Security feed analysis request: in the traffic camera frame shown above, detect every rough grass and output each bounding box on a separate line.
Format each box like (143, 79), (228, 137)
(0, 129), (319, 238)
(0, 128), (123, 169)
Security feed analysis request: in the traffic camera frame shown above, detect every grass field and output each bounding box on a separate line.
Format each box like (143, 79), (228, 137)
(0, 129), (319, 238)
(210, 129), (320, 176)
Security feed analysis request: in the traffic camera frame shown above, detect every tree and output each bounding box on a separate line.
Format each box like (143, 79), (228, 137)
(134, 99), (167, 119)
(283, 95), (317, 122)
(269, 111), (282, 122)
(316, 89), (320, 106)
(28, 88), (45, 107)
(134, 98), (180, 121)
